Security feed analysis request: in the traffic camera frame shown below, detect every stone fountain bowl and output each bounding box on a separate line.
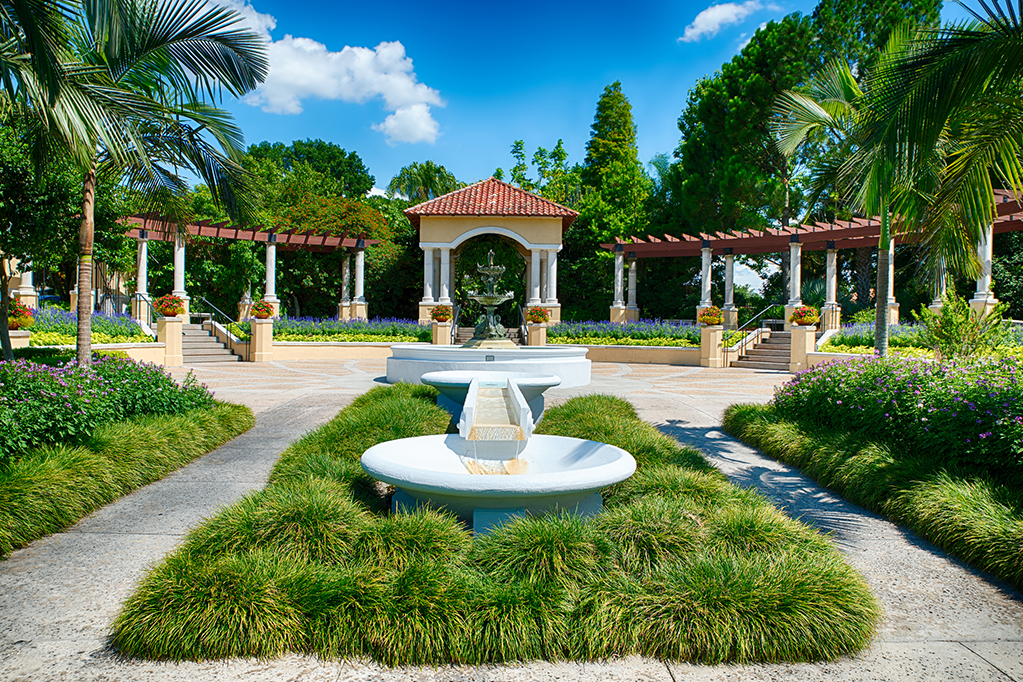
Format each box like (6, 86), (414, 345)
(361, 434), (636, 521)
(421, 370), (561, 423)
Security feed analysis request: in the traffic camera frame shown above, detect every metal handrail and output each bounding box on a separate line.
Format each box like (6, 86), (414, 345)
(130, 293), (159, 339)
(722, 303), (785, 362)
(519, 305), (527, 345)
(450, 305), (461, 344)
(191, 295), (249, 362)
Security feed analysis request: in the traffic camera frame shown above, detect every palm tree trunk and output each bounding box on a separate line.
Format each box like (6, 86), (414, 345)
(0, 265), (13, 362)
(76, 161), (96, 366)
(874, 211), (891, 357)
(855, 246), (872, 307)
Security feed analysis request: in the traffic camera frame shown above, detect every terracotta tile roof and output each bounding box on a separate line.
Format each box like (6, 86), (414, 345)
(404, 177), (578, 230)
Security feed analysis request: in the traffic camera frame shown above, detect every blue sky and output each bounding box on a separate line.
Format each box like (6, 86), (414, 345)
(217, 0), (974, 194)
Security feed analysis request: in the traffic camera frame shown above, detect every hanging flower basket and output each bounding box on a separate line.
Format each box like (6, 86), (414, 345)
(250, 301), (275, 319)
(154, 294), (185, 317)
(430, 305), (453, 322)
(525, 306), (550, 324)
(698, 306), (724, 326)
(789, 305), (820, 327)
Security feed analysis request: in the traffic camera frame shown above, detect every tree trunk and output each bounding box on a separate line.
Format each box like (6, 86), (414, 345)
(77, 162), (97, 366)
(0, 265), (13, 362)
(874, 212), (891, 357)
(855, 246), (872, 307)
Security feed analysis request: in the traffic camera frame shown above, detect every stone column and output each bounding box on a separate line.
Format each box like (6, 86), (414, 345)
(15, 261), (37, 308)
(438, 247), (451, 304)
(132, 236), (149, 321)
(539, 251), (548, 303)
(251, 318), (274, 362)
(545, 248), (560, 324)
(157, 316), (183, 367)
(929, 257), (947, 313)
(172, 230), (189, 319)
(610, 246), (625, 322)
(529, 248), (542, 306)
(700, 245), (713, 308)
(886, 238), (899, 324)
(784, 237), (802, 330)
(422, 247), (435, 303)
(722, 250), (737, 330)
(823, 244), (841, 331)
(353, 245), (367, 318)
(337, 251), (351, 320)
(969, 223), (999, 316)
(626, 255), (639, 322)
(263, 237), (280, 315)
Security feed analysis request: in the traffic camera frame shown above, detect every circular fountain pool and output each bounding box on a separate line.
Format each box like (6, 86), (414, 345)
(385, 344), (591, 388)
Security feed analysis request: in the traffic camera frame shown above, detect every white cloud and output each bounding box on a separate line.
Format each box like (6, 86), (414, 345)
(679, 1), (763, 42)
(216, 0), (443, 144)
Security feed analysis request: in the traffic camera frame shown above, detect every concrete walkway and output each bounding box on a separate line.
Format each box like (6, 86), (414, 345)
(0, 360), (1020, 681)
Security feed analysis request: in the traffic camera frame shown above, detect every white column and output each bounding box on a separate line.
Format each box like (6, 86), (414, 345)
(529, 248), (542, 305)
(700, 246), (713, 307)
(973, 224), (995, 301)
(887, 238), (896, 303)
(354, 248), (366, 303)
(539, 251), (548, 302)
(16, 261), (35, 300)
(627, 258), (638, 309)
(825, 248), (838, 306)
(613, 249), (625, 306)
(263, 240), (278, 303)
(438, 247), (451, 303)
(341, 252), (351, 303)
(931, 257), (946, 308)
(787, 240), (802, 306)
(172, 231), (188, 301)
(546, 249), (558, 304)
(422, 247), (435, 302)
(136, 240), (148, 298)
(723, 254), (736, 310)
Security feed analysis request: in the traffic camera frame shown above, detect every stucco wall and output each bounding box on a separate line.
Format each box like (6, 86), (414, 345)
(271, 342), (429, 361)
(419, 216), (563, 248)
(581, 345), (701, 366)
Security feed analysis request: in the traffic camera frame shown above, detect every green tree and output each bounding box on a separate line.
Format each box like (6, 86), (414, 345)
(387, 161), (461, 202)
(247, 139), (374, 198)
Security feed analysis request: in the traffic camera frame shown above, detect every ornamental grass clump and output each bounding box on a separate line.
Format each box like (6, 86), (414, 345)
(113, 386), (879, 665)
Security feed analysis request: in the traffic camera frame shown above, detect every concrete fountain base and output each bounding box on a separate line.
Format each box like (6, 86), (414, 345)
(386, 344), (591, 388)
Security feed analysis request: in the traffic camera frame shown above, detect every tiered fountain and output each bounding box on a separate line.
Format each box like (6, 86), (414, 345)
(361, 373), (635, 533)
(386, 252), (591, 387)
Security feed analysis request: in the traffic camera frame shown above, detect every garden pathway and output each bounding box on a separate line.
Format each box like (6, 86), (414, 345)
(0, 360), (1020, 681)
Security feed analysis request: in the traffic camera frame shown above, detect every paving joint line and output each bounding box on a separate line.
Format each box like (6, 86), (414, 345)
(958, 641), (1017, 681)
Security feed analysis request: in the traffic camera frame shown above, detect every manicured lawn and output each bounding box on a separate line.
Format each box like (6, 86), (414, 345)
(724, 355), (1023, 590)
(112, 384), (879, 665)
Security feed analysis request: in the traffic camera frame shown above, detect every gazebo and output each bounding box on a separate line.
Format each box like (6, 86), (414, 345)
(603, 189), (1023, 330)
(405, 178), (578, 324)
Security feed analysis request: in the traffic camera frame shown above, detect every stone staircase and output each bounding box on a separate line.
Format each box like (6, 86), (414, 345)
(182, 323), (241, 364)
(454, 326), (524, 346)
(731, 330), (823, 372)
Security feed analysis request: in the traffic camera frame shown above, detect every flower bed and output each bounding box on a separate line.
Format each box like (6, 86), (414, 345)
(773, 356), (1023, 483)
(0, 356), (214, 464)
(549, 320), (747, 348)
(29, 307), (152, 345)
(232, 316), (431, 343)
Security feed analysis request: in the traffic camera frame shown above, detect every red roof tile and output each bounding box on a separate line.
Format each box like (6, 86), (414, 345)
(404, 177), (578, 230)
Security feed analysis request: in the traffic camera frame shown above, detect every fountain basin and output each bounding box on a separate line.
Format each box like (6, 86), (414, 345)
(361, 433), (636, 532)
(386, 344), (591, 388)
(421, 371), (561, 423)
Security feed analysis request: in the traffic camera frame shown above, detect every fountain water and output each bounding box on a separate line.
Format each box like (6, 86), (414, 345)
(361, 374), (636, 533)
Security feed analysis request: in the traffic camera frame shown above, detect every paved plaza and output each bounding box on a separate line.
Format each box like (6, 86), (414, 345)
(1, 360), (1021, 681)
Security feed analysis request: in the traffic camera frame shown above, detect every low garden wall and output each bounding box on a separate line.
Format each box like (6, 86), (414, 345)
(272, 341), (428, 361)
(581, 344), (701, 365)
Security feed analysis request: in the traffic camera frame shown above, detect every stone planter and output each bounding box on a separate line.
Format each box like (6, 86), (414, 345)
(789, 324), (817, 373)
(432, 321), (452, 345)
(700, 325), (724, 368)
(252, 318), (274, 362)
(156, 317), (183, 367)
(527, 322), (547, 346)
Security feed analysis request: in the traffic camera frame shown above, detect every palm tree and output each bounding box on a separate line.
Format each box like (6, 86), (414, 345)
(30, 0), (268, 364)
(387, 161), (461, 203)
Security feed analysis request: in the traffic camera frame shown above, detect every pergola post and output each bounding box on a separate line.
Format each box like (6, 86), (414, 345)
(417, 246), (435, 323)
(438, 247), (451, 305)
(722, 249), (737, 330)
(352, 240), (367, 319)
(823, 243), (841, 331)
(14, 260), (37, 308)
(886, 239), (899, 324)
(626, 251), (639, 322)
(263, 235), (280, 316)
(132, 232), (149, 321)
(784, 236), (802, 330)
(969, 223), (999, 316)
(338, 251), (351, 320)
(929, 257), (947, 313)
(696, 240), (713, 321)
(610, 244), (626, 322)
(172, 230), (190, 320)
